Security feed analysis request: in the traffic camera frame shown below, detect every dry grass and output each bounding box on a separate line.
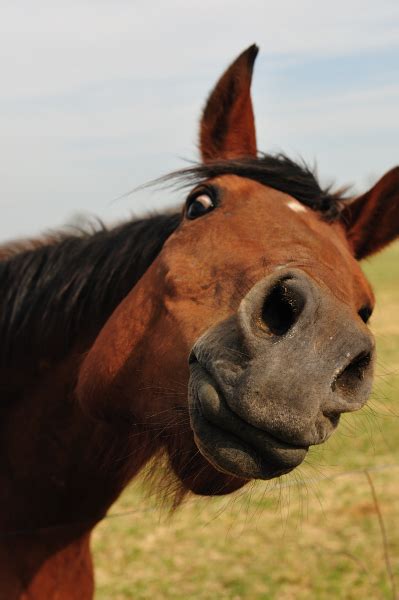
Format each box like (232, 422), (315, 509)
(93, 243), (399, 600)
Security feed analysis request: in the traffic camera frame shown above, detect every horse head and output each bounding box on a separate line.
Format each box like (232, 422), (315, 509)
(77, 46), (399, 496)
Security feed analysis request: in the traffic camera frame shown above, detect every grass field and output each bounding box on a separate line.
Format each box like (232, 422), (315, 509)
(93, 243), (399, 600)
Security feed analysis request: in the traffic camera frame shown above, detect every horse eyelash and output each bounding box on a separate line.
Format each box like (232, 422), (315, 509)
(185, 183), (219, 207)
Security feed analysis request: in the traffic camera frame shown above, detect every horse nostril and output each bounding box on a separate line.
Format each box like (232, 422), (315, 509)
(333, 351), (372, 395)
(260, 279), (306, 336)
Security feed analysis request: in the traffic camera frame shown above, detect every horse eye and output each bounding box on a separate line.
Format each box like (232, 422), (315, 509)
(358, 306), (373, 324)
(186, 193), (215, 220)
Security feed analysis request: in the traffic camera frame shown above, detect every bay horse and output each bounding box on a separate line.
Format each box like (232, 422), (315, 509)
(0, 45), (398, 599)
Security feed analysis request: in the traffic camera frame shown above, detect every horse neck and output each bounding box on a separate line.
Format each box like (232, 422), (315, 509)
(0, 217), (180, 597)
(0, 338), (154, 599)
(1, 530), (94, 600)
(0, 215), (181, 525)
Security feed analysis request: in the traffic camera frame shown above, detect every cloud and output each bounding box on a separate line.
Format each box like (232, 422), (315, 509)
(0, 0), (398, 240)
(2, 1), (399, 96)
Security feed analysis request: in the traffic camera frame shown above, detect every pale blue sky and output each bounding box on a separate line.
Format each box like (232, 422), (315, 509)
(1, 0), (398, 241)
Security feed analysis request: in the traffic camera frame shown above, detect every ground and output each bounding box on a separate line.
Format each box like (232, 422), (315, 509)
(93, 243), (399, 600)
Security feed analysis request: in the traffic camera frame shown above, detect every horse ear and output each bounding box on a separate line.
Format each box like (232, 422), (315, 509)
(341, 167), (399, 259)
(200, 44), (259, 162)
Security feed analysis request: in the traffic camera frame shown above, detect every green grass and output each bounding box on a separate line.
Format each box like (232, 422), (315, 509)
(93, 244), (399, 599)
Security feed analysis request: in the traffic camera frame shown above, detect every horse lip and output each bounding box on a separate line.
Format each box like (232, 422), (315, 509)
(188, 349), (311, 450)
(202, 403), (309, 452)
(199, 384), (309, 452)
(250, 426), (309, 451)
(190, 352), (308, 479)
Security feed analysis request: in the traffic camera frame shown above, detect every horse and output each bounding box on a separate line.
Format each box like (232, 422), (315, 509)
(0, 44), (398, 599)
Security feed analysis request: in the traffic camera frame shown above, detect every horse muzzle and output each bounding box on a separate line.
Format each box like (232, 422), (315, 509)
(188, 268), (375, 480)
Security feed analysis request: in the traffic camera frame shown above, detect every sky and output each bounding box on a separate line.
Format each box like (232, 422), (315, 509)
(1, 0), (398, 242)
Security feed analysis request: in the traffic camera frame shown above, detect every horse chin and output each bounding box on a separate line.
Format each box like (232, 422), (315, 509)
(188, 364), (308, 481)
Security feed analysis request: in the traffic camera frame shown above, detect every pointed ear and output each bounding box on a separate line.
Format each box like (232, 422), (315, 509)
(200, 44), (259, 162)
(341, 167), (399, 259)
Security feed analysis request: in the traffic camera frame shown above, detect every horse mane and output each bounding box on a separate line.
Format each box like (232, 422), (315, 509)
(158, 153), (348, 220)
(0, 213), (181, 366)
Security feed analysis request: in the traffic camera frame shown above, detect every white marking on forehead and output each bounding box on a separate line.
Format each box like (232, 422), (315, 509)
(287, 199), (307, 213)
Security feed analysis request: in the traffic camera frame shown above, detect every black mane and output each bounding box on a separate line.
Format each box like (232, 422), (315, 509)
(0, 154), (345, 366)
(159, 153), (346, 220)
(0, 213), (181, 365)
